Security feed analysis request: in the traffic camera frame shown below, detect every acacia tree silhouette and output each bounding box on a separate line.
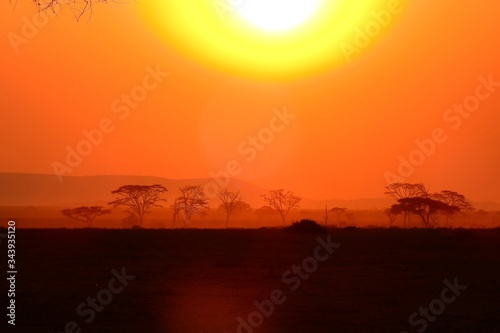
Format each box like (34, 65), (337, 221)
(390, 197), (459, 227)
(432, 190), (474, 225)
(171, 198), (182, 228)
(383, 208), (398, 227)
(386, 184), (473, 228)
(261, 189), (301, 225)
(329, 207), (347, 224)
(108, 184), (167, 227)
(216, 189), (251, 228)
(385, 183), (428, 227)
(175, 185), (209, 227)
(61, 206), (111, 228)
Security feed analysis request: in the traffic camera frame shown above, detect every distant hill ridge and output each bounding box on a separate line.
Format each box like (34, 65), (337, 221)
(0, 173), (262, 207)
(0, 173), (499, 210)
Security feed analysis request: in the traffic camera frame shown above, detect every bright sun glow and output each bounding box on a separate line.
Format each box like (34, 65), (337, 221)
(141, 0), (410, 79)
(236, 0), (321, 32)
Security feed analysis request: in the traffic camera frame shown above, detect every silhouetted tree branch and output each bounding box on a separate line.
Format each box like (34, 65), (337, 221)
(216, 189), (251, 228)
(175, 185), (209, 227)
(384, 208), (399, 227)
(385, 183), (428, 226)
(261, 189), (301, 225)
(431, 190), (474, 225)
(12, 0), (121, 21)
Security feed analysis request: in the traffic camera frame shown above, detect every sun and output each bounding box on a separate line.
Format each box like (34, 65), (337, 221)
(141, 0), (411, 79)
(235, 0), (321, 33)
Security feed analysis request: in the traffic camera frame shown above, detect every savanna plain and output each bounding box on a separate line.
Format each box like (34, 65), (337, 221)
(7, 227), (500, 333)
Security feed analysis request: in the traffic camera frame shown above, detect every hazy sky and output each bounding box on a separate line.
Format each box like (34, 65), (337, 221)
(1, 0), (499, 202)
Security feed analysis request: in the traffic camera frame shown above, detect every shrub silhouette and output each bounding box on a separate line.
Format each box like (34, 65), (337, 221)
(284, 219), (327, 234)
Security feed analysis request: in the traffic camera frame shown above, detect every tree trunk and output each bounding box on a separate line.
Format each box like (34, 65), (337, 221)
(138, 211), (144, 226)
(416, 212), (427, 227)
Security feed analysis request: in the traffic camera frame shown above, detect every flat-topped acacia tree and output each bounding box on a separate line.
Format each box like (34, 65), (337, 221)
(329, 207), (347, 224)
(390, 197), (459, 228)
(385, 183), (428, 226)
(432, 190), (474, 224)
(386, 183), (473, 228)
(109, 184), (168, 227)
(61, 206), (111, 228)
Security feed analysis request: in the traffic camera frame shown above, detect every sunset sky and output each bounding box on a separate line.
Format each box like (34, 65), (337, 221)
(1, 0), (499, 203)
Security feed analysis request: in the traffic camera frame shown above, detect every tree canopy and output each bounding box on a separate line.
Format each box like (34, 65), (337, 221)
(216, 189), (251, 228)
(61, 206), (111, 228)
(175, 185), (209, 227)
(386, 183), (473, 227)
(108, 184), (167, 226)
(261, 189), (301, 225)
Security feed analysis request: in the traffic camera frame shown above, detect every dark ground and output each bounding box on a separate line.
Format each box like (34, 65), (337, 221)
(3, 228), (500, 333)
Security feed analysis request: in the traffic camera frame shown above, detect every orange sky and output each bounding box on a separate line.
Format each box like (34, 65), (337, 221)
(1, 0), (499, 202)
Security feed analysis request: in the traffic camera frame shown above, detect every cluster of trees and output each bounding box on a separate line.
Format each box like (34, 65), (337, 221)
(61, 182), (475, 229)
(61, 185), (302, 228)
(384, 183), (474, 227)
